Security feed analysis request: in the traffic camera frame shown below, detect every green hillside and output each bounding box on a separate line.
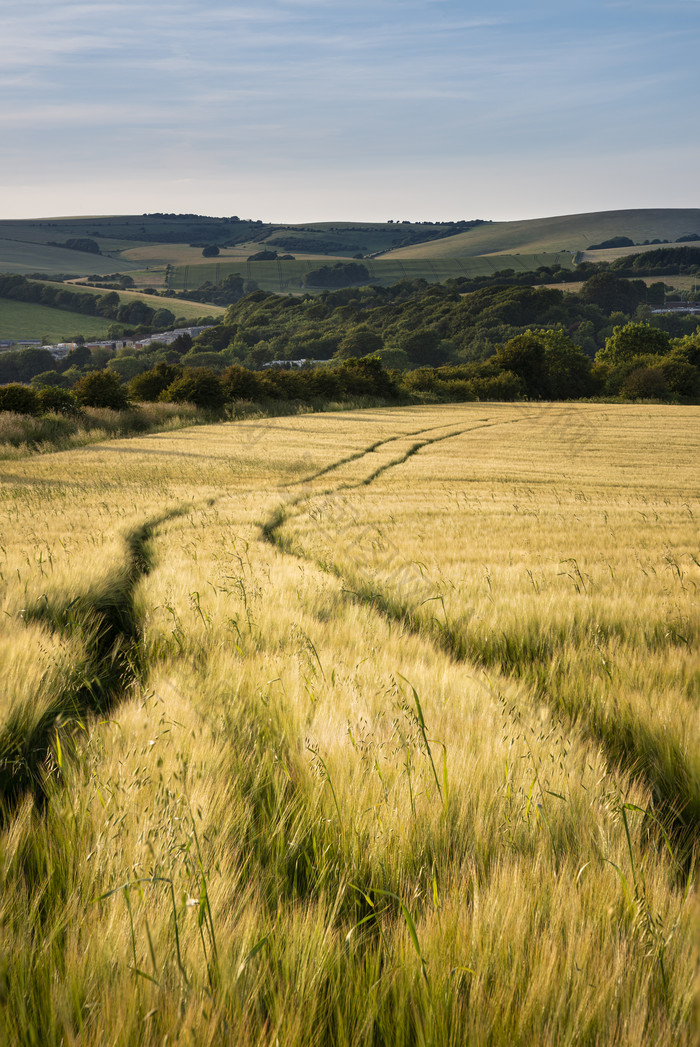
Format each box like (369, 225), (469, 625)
(380, 209), (700, 260)
(168, 253), (573, 293)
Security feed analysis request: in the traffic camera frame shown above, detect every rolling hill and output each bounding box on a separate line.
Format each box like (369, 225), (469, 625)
(0, 210), (698, 301)
(378, 209), (700, 260)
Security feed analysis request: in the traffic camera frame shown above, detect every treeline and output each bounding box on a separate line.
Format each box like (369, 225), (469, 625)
(168, 274), (247, 307)
(304, 262), (370, 288)
(0, 356), (398, 416)
(3, 320), (698, 425)
(607, 246), (700, 277)
(2, 272), (699, 407)
(46, 238), (101, 255)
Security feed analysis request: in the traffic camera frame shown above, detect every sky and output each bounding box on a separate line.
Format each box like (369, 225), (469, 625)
(1, 0), (699, 223)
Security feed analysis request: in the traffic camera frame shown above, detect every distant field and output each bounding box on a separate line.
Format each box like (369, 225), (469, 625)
(381, 208), (700, 260)
(168, 253), (574, 293)
(0, 299), (114, 341)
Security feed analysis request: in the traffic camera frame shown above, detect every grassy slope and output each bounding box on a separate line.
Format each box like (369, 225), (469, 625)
(380, 208), (700, 259)
(0, 238), (142, 276)
(0, 299), (116, 341)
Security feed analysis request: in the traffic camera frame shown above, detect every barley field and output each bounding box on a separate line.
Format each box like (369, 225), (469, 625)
(0, 403), (698, 1046)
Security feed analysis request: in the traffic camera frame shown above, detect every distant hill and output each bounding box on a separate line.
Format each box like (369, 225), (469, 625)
(0, 209), (698, 297)
(379, 209), (700, 259)
(0, 215), (488, 277)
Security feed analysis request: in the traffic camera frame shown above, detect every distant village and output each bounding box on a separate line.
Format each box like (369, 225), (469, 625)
(0, 326), (213, 357)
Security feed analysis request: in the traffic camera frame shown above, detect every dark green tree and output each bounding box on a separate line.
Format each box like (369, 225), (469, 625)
(129, 362), (182, 401)
(36, 387), (79, 415)
(336, 326), (383, 360)
(495, 334), (547, 398)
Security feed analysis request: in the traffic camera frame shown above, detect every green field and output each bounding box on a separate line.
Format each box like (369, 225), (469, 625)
(168, 253), (574, 293)
(0, 299), (115, 341)
(381, 208), (700, 260)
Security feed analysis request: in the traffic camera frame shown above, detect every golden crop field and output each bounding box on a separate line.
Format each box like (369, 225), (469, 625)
(1, 403), (698, 1046)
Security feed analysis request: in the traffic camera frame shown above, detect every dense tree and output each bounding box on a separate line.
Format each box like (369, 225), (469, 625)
(399, 328), (450, 366)
(108, 356), (147, 382)
(58, 345), (92, 372)
(152, 308), (176, 329)
(30, 370), (67, 389)
(578, 273), (647, 315)
(336, 325), (383, 360)
(621, 365), (669, 400)
(659, 355), (700, 397)
(201, 245), (220, 257)
(221, 365), (264, 401)
(536, 329), (597, 399)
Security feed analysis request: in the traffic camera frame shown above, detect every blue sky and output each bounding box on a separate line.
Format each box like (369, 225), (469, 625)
(1, 0), (698, 222)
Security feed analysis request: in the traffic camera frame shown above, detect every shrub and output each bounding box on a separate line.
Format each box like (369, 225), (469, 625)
(221, 365), (264, 401)
(73, 370), (130, 410)
(0, 384), (39, 415)
(36, 387), (79, 415)
(621, 366), (670, 400)
(658, 357), (700, 398)
(129, 363), (183, 402)
(469, 371), (524, 401)
(162, 368), (226, 409)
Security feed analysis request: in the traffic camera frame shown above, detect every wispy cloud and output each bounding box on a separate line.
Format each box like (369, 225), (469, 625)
(1, 0), (698, 219)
